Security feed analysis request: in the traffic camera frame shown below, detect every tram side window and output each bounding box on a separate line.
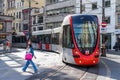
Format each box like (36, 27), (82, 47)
(42, 35), (45, 44)
(21, 36), (26, 43)
(62, 25), (74, 48)
(12, 36), (26, 43)
(31, 35), (38, 43)
(52, 33), (59, 44)
(44, 34), (51, 44)
(37, 35), (42, 43)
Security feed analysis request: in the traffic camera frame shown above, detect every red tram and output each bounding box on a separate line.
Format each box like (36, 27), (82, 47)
(61, 14), (100, 66)
(12, 14), (100, 66)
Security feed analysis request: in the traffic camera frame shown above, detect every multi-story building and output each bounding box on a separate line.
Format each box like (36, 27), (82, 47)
(22, 0), (45, 32)
(45, 0), (76, 29)
(4, 0), (23, 33)
(31, 7), (44, 31)
(45, 0), (119, 49)
(2, 0), (45, 45)
(4, 0), (45, 34)
(0, 0), (13, 42)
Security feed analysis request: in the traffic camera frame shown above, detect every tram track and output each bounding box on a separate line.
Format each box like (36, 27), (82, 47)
(100, 59), (111, 80)
(79, 68), (88, 80)
(41, 64), (67, 80)
(27, 63), (100, 80)
(79, 66), (99, 80)
(40, 64), (99, 80)
(40, 64), (89, 80)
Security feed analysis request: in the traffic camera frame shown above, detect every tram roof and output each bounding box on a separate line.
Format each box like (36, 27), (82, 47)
(33, 27), (62, 35)
(62, 14), (97, 25)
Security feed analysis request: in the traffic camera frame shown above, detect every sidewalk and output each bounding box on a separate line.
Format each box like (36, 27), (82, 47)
(105, 49), (120, 58)
(0, 48), (63, 80)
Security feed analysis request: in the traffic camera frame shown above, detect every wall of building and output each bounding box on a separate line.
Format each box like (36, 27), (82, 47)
(24, 0), (45, 9)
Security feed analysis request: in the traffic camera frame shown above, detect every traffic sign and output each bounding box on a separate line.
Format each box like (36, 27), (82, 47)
(101, 21), (107, 27)
(101, 27), (107, 33)
(23, 30), (29, 40)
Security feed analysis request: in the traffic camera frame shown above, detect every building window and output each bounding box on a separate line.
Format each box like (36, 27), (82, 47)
(16, 12), (18, 18)
(33, 16), (36, 24)
(92, 2), (97, 10)
(118, 14), (120, 24)
(105, 16), (110, 24)
(19, 23), (21, 32)
(19, 12), (21, 19)
(38, 16), (43, 23)
(8, 2), (10, 9)
(33, 27), (36, 31)
(23, 24), (28, 30)
(38, 27), (43, 30)
(11, 0), (15, 8)
(105, 0), (110, 7)
(82, 4), (85, 12)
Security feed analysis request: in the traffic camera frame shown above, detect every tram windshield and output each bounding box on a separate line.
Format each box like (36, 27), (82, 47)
(72, 15), (98, 54)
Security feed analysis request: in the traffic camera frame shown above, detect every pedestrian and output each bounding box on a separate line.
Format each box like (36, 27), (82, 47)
(101, 42), (106, 57)
(38, 41), (42, 50)
(6, 40), (10, 52)
(105, 40), (109, 52)
(114, 41), (119, 51)
(22, 44), (38, 73)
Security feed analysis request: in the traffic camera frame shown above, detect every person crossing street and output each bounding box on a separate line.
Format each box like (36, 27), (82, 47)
(22, 44), (38, 73)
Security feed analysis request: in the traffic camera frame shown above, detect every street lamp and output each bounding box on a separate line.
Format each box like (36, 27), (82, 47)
(80, 0), (82, 13)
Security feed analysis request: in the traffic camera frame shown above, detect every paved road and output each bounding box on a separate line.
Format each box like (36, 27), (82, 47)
(0, 48), (120, 80)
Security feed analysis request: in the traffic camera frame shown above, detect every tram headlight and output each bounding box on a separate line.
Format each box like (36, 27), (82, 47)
(73, 49), (80, 58)
(93, 61), (96, 63)
(94, 50), (99, 58)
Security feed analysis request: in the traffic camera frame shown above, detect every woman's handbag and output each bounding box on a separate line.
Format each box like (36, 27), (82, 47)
(25, 53), (32, 60)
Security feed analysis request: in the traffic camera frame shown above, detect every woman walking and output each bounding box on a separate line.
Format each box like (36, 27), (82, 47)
(22, 44), (38, 73)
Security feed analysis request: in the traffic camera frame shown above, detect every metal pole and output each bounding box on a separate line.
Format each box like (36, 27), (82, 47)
(28, 0), (32, 41)
(102, 0), (105, 22)
(101, 0), (106, 57)
(80, 0), (82, 13)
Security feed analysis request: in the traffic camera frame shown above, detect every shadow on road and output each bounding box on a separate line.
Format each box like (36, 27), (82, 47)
(0, 54), (30, 80)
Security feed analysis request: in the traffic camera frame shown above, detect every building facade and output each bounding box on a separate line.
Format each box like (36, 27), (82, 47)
(4, 0), (45, 34)
(2, 0), (45, 45)
(31, 7), (44, 31)
(21, 0), (45, 38)
(116, 0), (120, 42)
(45, 0), (77, 29)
